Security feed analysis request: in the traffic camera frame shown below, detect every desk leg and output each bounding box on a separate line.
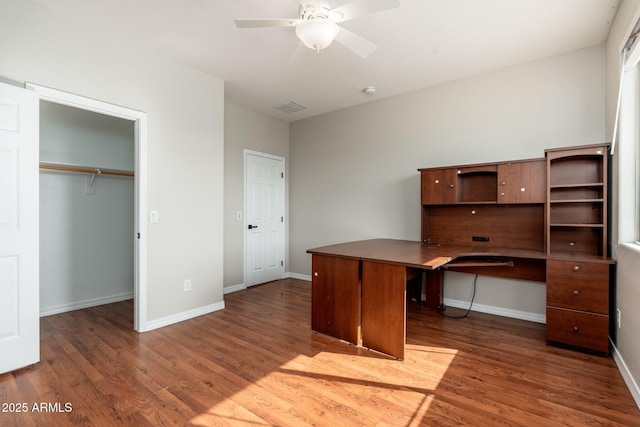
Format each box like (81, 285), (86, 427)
(362, 261), (406, 360)
(425, 269), (444, 311)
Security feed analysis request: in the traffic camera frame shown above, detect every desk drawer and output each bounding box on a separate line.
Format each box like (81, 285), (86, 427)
(547, 276), (608, 314)
(546, 307), (609, 353)
(546, 259), (608, 314)
(546, 259), (608, 279)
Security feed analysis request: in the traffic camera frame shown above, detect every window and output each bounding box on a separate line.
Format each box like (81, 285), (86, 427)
(618, 37), (640, 246)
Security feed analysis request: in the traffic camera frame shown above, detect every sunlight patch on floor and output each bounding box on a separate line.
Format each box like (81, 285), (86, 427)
(191, 347), (457, 425)
(190, 398), (272, 426)
(407, 394), (436, 427)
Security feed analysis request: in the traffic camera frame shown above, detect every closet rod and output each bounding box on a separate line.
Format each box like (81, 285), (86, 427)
(39, 162), (134, 177)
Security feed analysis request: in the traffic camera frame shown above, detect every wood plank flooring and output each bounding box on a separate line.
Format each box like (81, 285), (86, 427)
(1, 278), (638, 426)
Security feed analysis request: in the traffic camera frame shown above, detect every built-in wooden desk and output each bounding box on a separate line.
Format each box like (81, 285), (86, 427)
(308, 143), (617, 359)
(307, 239), (548, 359)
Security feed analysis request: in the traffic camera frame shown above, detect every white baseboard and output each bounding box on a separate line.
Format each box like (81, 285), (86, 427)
(285, 272), (311, 281)
(443, 298), (546, 324)
(611, 339), (640, 410)
(223, 283), (246, 294)
(40, 292), (134, 317)
(223, 273), (311, 295)
(142, 301), (225, 332)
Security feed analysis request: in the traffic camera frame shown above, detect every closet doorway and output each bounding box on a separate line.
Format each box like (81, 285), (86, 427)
(28, 83), (148, 332)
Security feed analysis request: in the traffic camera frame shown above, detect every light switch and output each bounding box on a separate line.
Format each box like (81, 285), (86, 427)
(150, 210), (159, 223)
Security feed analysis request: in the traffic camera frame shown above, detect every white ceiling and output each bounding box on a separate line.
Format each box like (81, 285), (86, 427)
(33, 0), (620, 122)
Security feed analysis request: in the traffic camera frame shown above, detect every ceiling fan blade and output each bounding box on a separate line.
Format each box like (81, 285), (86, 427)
(234, 19), (300, 28)
(331, 0), (399, 22)
(335, 27), (377, 58)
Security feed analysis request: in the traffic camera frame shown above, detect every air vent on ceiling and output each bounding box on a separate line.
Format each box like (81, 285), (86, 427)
(272, 100), (307, 113)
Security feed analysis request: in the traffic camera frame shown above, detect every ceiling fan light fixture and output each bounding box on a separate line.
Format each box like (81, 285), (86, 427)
(295, 18), (339, 53)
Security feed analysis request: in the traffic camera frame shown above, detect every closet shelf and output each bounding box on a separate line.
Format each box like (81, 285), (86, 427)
(39, 162), (134, 177)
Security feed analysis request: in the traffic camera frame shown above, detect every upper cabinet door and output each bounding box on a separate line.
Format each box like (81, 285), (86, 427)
(420, 168), (457, 204)
(497, 160), (546, 204)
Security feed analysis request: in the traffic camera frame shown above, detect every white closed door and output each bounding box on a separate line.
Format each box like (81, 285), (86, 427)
(245, 151), (285, 286)
(0, 83), (40, 374)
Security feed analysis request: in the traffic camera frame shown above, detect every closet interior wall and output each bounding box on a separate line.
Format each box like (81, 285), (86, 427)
(39, 101), (134, 316)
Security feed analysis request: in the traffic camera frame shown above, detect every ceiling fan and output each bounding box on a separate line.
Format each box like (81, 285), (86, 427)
(234, 0), (400, 58)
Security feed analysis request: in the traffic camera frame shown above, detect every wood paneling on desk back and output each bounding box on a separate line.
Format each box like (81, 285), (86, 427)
(423, 204), (545, 252)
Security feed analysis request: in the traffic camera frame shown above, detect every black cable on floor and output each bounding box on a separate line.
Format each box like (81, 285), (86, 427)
(438, 274), (478, 318)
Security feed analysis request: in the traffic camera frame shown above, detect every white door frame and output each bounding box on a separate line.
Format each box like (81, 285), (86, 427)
(26, 83), (149, 332)
(243, 149), (285, 287)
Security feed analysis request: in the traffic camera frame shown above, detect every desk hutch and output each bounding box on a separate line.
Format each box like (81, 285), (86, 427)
(308, 143), (615, 359)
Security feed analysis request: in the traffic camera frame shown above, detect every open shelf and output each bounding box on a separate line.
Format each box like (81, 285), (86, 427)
(549, 155), (603, 186)
(549, 183), (603, 201)
(549, 202), (603, 225)
(549, 224), (605, 228)
(548, 226), (604, 257)
(457, 171), (497, 203)
(549, 183), (604, 189)
(549, 199), (604, 204)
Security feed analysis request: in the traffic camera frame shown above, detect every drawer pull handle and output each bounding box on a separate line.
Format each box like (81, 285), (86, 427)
(572, 265), (580, 272)
(573, 326), (579, 333)
(449, 184), (455, 188)
(573, 290), (580, 296)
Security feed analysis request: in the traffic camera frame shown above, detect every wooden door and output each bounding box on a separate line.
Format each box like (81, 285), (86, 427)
(420, 168), (457, 204)
(0, 82), (40, 373)
(497, 160), (545, 203)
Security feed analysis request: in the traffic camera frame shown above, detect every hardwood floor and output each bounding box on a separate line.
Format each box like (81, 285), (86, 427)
(1, 278), (638, 426)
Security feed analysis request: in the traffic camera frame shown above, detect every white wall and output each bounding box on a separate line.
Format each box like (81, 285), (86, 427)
(290, 46), (605, 319)
(224, 102), (289, 289)
(605, 0), (640, 405)
(40, 101), (134, 170)
(39, 102), (134, 315)
(0, 0), (225, 325)
(39, 173), (134, 314)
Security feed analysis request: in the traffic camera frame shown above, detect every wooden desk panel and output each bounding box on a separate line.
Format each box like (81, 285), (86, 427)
(361, 261), (407, 360)
(311, 255), (360, 345)
(423, 204), (545, 253)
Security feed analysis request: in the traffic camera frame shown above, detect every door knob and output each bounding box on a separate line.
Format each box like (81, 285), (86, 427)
(248, 224), (258, 229)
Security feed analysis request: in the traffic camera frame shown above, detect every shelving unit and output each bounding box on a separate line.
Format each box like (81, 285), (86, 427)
(546, 144), (609, 259)
(545, 143), (612, 354)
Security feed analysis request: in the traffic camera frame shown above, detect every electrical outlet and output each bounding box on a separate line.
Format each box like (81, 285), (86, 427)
(616, 308), (621, 329)
(184, 279), (192, 292)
